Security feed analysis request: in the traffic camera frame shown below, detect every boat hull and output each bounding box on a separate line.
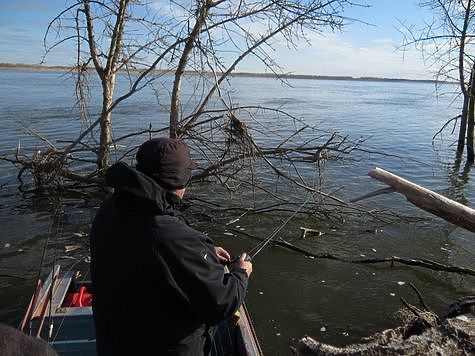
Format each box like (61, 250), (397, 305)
(21, 265), (263, 356)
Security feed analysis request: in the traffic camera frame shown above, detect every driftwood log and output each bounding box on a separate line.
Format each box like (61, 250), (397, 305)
(294, 298), (475, 355)
(352, 167), (475, 233)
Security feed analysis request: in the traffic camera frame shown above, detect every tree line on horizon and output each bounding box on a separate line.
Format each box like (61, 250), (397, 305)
(0, 62), (437, 83)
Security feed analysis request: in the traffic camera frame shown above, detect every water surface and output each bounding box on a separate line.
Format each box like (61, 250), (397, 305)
(0, 70), (474, 354)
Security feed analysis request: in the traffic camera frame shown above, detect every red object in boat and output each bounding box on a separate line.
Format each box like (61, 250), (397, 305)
(62, 286), (93, 307)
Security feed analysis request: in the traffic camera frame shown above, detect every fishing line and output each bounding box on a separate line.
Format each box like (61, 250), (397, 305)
(28, 199), (63, 338)
(230, 192), (314, 263)
(47, 200), (64, 343)
(36, 204), (58, 286)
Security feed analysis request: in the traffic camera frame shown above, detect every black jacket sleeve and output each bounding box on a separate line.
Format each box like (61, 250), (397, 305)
(151, 216), (248, 326)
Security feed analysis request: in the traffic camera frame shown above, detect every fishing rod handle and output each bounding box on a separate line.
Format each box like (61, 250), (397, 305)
(228, 253), (252, 265)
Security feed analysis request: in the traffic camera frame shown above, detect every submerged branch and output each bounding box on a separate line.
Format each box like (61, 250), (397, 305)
(230, 229), (475, 277)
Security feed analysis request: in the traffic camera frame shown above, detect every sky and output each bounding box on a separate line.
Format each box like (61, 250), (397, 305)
(0, 0), (434, 80)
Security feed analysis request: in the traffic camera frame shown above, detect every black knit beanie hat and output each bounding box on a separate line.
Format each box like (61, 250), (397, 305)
(136, 137), (197, 190)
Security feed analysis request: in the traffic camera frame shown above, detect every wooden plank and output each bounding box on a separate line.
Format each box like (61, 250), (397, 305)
(50, 271), (74, 310)
(368, 167), (475, 233)
(31, 265), (61, 318)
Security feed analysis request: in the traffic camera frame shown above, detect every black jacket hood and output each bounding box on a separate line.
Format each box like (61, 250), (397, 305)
(105, 162), (180, 215)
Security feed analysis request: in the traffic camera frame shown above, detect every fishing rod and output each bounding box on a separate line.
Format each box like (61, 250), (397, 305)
(229, 193), (314, 264)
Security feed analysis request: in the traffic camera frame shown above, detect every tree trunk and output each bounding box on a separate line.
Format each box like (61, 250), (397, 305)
(368, 167), (475, 233)
(467, 70), (475, 163)
(97, 74), (116, 171)
(456, 0), (471, 155)
(467, 104), (474, 163)
(169, 0), (212, 138)
(457, 94), (469, 154)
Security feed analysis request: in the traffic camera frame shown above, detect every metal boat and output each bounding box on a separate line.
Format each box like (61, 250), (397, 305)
(20, 265), (263, 355)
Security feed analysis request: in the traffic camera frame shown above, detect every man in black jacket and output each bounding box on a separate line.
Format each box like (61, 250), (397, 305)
(90, 137), (252, 356)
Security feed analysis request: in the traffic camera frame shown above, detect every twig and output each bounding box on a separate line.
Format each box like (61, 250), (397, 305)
(19, 120), (57, 150)
(400, 297), (422, 318)
(349, 187), (395, 203)
(433, 115), (461, 141)
(409, 282), (432, 313)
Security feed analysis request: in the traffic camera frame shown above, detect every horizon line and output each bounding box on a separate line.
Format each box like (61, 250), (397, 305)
(0, 62), (438, 84)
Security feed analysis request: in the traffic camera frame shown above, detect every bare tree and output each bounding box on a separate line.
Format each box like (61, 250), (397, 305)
(401, 0), (475, 162)
(2, 0), (374, 216)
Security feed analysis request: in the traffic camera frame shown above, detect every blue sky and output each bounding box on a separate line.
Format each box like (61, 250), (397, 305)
(0, 0), (433, 79)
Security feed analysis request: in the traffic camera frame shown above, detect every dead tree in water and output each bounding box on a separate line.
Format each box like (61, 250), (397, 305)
(2, 0), (369, 209)
(401, 0), (475, 163)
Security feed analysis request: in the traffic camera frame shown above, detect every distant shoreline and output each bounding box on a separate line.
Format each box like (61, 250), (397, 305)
(0, 62), (437, 84)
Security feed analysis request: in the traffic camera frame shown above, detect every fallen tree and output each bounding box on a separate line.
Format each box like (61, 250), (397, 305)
(350, 167), (475, 234)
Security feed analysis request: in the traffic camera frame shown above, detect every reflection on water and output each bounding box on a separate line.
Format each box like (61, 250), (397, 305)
(0, 71), (474, 353)
(445, 154), (473, 205)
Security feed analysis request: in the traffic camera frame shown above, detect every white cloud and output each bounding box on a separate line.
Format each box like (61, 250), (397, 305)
(266, 32), (433, 80)
(370, 38), (396, 47)
(146, 2), (433, 80)
(148, 0), (190, 20)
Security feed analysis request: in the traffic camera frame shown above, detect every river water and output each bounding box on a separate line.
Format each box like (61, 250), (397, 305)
(0, 70), (474, 354)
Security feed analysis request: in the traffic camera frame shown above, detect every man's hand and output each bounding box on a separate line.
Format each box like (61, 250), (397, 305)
(237, 253), (252, 278)
(215, 246), (231, 264)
